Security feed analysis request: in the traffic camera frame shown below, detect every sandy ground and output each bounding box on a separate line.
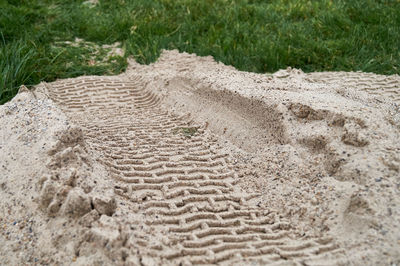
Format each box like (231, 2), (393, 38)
(1, 50), (399, 265)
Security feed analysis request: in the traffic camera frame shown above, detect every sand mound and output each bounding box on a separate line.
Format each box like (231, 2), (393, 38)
(1, 50), (399, 265)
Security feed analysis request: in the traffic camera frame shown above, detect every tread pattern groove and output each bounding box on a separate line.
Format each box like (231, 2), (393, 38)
(47, 76), (346, 264)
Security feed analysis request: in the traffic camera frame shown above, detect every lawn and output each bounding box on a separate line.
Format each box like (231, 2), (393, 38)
(1, 0), (399, 104)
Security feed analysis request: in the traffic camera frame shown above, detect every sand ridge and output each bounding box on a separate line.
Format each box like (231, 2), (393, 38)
(0, 50), (399, 265)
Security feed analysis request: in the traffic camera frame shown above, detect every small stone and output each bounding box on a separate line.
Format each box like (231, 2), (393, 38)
(311, 197), (318, 205)
(375, 177), (382, 182)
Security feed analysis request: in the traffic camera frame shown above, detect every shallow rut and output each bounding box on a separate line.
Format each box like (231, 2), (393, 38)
(47, 75), (346, 265)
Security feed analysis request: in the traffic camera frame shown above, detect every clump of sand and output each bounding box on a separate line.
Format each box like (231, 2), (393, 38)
(0, 50), (399, 265)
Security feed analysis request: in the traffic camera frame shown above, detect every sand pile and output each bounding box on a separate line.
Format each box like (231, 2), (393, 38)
(1, 50), (399, 265)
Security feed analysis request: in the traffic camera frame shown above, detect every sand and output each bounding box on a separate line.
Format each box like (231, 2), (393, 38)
(1, 50), (399, 265)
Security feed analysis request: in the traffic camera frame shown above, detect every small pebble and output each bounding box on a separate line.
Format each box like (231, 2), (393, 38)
(311, 197), (318, 205)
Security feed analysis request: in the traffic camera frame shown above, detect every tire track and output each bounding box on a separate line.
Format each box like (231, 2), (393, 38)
(47, 76), (347, 265)
(306, 71), (400, 104)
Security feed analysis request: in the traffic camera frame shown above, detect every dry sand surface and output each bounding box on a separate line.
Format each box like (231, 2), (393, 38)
(1, 50), (400, 265)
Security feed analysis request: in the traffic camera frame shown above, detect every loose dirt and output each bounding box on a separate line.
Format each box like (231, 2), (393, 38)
(1, 50), (399, 265)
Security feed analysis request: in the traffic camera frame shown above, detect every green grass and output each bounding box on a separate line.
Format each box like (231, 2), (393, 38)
(0, 37), (36, 104)
(1, 0), (399, 104)
(173, 127), (199, 138)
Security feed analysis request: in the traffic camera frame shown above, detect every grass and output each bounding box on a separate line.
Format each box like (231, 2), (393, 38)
(173, 127), (199, 138)
(0, 37), (36, 104)
(1, 0), (399, 104)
